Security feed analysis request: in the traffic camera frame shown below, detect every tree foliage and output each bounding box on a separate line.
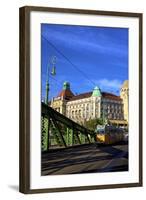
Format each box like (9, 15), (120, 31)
(84, 118), (104, 131)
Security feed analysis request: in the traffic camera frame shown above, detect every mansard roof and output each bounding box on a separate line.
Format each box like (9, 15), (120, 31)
(68, 92), (92, 101)
(57, 89), (74, 100)
(68, 91), (122, 102)
(56, 82), (122, 102)
(102, 92), (122, 101)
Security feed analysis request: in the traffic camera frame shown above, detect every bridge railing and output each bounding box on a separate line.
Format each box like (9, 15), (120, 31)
(41, 103), (96, 151)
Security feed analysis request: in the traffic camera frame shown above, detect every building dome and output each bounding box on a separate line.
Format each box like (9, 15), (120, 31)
(122, 80), (128, 89)
(57, 81), (74, 99)
(92, 86), (101, 97)
(63, 81), (70, 90)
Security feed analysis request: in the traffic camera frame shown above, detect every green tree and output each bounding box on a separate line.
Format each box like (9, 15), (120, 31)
(84, 118), (104, 131)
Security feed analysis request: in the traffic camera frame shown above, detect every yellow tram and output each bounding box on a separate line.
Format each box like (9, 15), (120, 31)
(95, 125), (125, 145)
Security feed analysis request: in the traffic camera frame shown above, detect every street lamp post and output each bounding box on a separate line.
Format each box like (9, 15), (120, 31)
(45, 56), (57, 105)
(45, 78), (49, 105)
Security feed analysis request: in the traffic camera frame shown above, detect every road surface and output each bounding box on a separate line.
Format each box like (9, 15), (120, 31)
(41, 142), (128, 175)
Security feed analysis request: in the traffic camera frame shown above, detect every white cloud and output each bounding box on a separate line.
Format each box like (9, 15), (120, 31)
(95, 79), (122, 91)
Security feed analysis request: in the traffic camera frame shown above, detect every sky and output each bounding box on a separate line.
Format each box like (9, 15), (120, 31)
(41, 24), (128, 101)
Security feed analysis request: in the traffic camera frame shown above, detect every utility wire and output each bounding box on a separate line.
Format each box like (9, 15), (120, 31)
(49, 76), (63, 88)
(42, 35), (96, 87)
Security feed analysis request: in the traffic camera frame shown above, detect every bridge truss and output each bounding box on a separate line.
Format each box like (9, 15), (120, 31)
(41, 103), (96, 151)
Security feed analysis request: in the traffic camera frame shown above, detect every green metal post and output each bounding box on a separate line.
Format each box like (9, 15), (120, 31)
(70, 129), (73, 146)
(41, 117), (49, 151)
(66, 127), (69, 146)
(81, 133), (85, 144)
(47, 118), (51, 150)
(45, 59), (49, 105)
(69, 129), (72, 146)
(45, 80), (49, 105)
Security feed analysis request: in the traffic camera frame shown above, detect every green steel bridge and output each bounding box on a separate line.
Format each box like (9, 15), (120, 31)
(41, 103), (128, 175)
(41, 102), (96, 151)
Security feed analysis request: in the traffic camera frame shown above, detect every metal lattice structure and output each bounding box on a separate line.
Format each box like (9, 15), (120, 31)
(41, 103), (95, 151)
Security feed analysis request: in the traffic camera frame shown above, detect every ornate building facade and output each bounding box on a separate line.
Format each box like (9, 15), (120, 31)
(120, 80), (129, 122)
(50, 81), (129, 126)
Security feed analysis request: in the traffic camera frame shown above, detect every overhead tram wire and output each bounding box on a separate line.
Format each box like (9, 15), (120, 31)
(49, 73), (80, 96)
(49, 73), (73, 92)
(42, 35), (96, 87)
(49, 76), (63, 88)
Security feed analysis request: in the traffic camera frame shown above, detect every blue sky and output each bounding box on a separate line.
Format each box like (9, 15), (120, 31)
(41, 24), (128, 101)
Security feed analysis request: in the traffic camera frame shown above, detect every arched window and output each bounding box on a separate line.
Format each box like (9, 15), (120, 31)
(72, 111), (74, 118)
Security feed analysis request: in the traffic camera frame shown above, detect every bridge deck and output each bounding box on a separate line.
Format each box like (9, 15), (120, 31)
(41, 142), (128, 175)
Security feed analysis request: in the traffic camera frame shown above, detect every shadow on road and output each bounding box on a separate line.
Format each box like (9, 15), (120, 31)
(41, 143), (128, 175)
